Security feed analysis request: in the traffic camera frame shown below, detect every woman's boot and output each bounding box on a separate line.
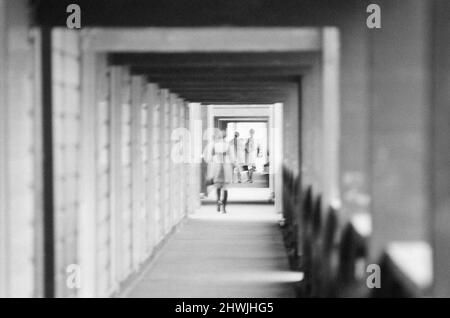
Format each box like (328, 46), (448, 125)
(222, 190), (228, 214)
(216, 188), (222, 212)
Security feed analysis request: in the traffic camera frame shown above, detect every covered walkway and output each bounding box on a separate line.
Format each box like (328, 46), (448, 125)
(1, 0), (450, 299)
(124, 190), (297, 298)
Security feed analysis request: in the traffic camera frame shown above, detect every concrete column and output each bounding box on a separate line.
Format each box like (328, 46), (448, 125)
(273, 103), (283, 214)
(119, 67), (133, 279)
(130, 75), (144, 270)
(158, 88), (167, 241)
(368, 0), (432, 257)
(52, 28), (84, 297)
(109, 66), (124, 288)
(337, 5), (371, 226)
(282, 86), (300, 175)
(299, 54), (321, 263)
(301, 56), (322, 194)
(179, 101), (188, 218)
(430, 0), (450, 298)
(145, 83), (159, 254)
(78, 50), (98, 297)
(321, 27), (340, 208)
(170, 95), (180, 223)
(0, 0), (41, 297)
(159, 89), (170, 235)
(200, 104), (208, 195)
(0, 0), (7, 298)
(168, 93), (177, 229)
(188, 103), (202, 213)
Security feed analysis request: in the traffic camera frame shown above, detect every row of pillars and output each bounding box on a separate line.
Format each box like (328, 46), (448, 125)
(287, 0), (450, 297)
(0, 12), (202, 296)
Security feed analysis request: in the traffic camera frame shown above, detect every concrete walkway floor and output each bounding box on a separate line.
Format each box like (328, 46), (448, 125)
(123, 199), (299, 298)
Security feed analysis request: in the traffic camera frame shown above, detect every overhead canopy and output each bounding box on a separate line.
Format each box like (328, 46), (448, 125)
(33, 0), (355, 27)
(110, 52), (306, 104)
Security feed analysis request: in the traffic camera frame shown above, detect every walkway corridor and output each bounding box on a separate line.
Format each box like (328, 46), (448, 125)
(124, 197), (297, 298)
(2, 0), (450, 299)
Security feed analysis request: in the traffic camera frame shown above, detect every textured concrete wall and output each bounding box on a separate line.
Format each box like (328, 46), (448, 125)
(283, 86), (301, 175)
(52, 29), (82, 298)
(77, 62), (195, 297)
(431, 0), (450, 297)
(368, 0), (431, 257)
(0, 0), (41, 297)
(301, 60), (321, 194)
(338, 7), (371, 220)
(0, 0), (6, 298)
(91, 53), (113, 296)
(321, 28), (340, 208)
(298, 2), (434, 273)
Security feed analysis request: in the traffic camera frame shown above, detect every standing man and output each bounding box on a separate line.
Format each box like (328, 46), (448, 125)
(245, 128), (261, 183)
(229, 131), (245, 183)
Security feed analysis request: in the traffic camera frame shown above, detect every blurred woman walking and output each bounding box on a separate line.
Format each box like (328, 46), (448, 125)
(207, 129), (233, 213)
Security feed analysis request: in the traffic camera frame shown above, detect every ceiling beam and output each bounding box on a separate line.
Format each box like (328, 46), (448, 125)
(159, 84), (295, 91)
(165, 87), (291, 93)
(184, 99), (284, 104)
(147, 75), (300, 82)
(110, 52), (317, 67)
(155, 80), (296, 87)
(34, 0), (354, 27)
(132, 66), (307, 78)
(176, 93), (287, 101)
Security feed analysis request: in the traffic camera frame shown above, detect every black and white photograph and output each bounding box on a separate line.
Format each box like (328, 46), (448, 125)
(0, 0), (449, 303)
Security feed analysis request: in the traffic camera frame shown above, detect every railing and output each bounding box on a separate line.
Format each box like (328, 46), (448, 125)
(281, 167), (300, 268)
(282, 165), (430, 297)
(282, 165), (370, 297)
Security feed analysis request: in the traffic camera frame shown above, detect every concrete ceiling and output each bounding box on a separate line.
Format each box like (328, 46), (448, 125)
(34, 0), (356, 27)
(110, 52), (306, 104)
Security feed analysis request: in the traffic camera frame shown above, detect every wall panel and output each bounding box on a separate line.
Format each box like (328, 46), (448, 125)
(170, 94), (180, 225)
(95, 55), (112, 296)
(160, 89), (170, 236)
(149, 85), (161, 247)
(130, 75), (147, 269)
(119, 67), (133, 279)
(51, 29), (82, 298)
(0, 0), (41, 298)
